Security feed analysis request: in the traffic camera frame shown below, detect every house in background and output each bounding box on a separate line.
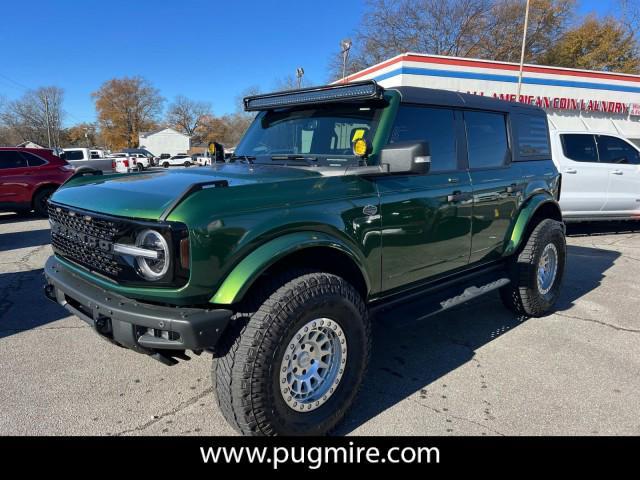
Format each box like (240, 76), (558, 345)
(138, 127), (189, 157)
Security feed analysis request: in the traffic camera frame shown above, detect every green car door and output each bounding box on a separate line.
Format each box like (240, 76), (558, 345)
(463, 110), (521, 264)
(376, 105), (473, 293)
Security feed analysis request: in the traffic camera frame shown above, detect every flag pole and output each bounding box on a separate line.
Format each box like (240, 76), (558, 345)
(516, 0), (531, 102)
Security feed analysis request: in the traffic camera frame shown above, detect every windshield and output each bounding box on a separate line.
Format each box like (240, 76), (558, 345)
(235, 104), (382, 167)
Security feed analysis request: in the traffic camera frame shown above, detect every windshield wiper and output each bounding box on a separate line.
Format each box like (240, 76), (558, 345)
(230, 155), (256, 164)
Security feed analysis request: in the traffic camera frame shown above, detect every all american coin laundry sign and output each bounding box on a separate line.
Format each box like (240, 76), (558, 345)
(467, 91), (633, 115)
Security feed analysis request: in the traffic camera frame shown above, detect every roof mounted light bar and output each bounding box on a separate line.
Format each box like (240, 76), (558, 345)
(243, 80), (384, 111)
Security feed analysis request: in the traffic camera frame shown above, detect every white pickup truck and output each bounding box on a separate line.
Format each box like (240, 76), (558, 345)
(109, 152), (150, 171)
(550, 130), (640, 221)
(62, 148), (115, 174)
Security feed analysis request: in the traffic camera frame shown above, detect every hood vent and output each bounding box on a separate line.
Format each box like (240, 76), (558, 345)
(159, 179), (229, 221)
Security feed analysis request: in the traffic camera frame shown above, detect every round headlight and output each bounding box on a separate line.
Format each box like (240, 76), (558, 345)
(135, 229), (170, 281)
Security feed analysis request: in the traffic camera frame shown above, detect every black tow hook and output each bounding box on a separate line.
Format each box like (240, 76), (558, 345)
(94, 316), (112, 335)
(44, 284), (56, 303)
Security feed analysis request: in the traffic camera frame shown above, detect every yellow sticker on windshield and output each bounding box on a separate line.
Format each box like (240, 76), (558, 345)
(352, 129), (365, 141)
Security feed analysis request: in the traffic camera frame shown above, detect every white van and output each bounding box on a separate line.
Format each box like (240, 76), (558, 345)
(550, 130), (640, 221)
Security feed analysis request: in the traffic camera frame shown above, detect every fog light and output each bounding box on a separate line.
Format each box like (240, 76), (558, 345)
(145, 327), (180, 341)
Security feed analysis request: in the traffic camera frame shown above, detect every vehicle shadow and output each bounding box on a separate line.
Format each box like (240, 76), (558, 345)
(337, 244), (619, 435)
(0, 269), (70, 339)
(0, 228), (51, 252)
(0, 212), (41, 225)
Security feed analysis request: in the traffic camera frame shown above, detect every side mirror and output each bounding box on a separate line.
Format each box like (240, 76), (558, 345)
(213, 142), (225, 163)
(379, 141), (431, 175)
(208, 141), (225, 163)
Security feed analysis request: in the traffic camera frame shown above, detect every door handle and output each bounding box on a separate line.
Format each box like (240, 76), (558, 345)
(611, 170), (624, 175)
(447, 191), (468, 202)
(506, 183), (521, 194)
(563, 168), (577, 174)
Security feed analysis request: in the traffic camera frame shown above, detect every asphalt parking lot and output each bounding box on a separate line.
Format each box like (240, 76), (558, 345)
(1, 212), (639, 436)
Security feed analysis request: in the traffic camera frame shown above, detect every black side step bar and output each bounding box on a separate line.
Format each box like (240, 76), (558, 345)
(159, 180), (229, 220)
(375, 272), (510, 328)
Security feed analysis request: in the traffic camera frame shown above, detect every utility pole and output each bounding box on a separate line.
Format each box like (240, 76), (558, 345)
(516, 0), (531, 102)
(341, 39), (352, 84)
(296, 67), (304, 88)
(42, 92), (52, 148)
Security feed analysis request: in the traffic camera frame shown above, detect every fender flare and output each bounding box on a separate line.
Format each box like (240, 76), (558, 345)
(209, 231), (371, 305)
(503, 194), (562, 256)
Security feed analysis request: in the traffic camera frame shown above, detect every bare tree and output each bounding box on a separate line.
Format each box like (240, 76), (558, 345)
(327, 0), (576, 80)
(618, 0), (640, 40)
(478, 0), (575, 63)
(0, 86), (65, 147)
(328, 0), (493, 80)
(234, 85), (262, 114)
(166, 95), (212, 138)
(272, 74), (312, 91)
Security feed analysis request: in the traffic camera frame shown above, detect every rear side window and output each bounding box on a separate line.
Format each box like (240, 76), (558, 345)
(64, 150), (85, 160)
(561, 134), (598, 162)
(596, 135), (640, 165)
(388, 105), (457, 172)
(465, 111), (509, 169)
(0, 151), (28, 169)
(22, 152), (47, 166)
(512, 113), (550, 159)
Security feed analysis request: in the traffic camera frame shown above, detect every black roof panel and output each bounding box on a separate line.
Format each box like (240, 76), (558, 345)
(389, 86), (546, 115)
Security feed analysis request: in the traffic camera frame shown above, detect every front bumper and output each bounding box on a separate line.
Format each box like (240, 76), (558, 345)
(44, 256), (232, 364)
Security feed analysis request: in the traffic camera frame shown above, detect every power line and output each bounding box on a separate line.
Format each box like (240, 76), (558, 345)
(0, 70), (94, 125)
(0, 72), (30, 91)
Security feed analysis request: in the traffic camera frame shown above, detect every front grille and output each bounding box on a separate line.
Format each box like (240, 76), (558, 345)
(48, 203), (126, 277)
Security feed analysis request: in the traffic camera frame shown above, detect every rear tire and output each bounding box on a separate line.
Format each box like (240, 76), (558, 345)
(32, 187), (56, 217)
(183, 161), (191, 167)
(163, 162), (169, 168)
(213, 270), (370, 436)
(500, 219), (566, 317)
(136, 163), (143, 171)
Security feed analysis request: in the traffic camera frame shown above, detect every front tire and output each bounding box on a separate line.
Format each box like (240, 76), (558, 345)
(33, 187), (56, 217)
(500, 219), (566, 317)
(213, 271), (370, 436)
(162, 162), (169, 168)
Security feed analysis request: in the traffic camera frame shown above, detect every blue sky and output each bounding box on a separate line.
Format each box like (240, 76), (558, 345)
(0, 0), (620, 126)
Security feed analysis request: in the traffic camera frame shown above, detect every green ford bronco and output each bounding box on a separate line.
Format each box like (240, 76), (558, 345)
(44, 81), (565, 435)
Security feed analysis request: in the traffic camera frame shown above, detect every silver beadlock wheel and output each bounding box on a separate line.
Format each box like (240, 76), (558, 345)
(279, 318), (347, 412)
(537, 243), (558, 295)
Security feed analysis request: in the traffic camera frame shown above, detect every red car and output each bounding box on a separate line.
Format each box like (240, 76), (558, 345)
(0, 147), (75, 216)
